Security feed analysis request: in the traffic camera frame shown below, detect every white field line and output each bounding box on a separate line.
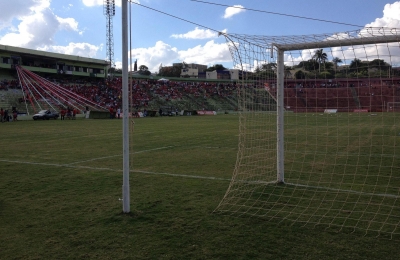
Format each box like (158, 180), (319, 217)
(68, 145), (235, 166)
(67, 146), (174, 165)
(285, 182), (400, 199)
(1, 156), (398, 199)
(11, 132), (122, 145)
(216, 180), (400, 199)
(132, 169), (230, 181)
(10, 127), (178, 146)
(0, 159), (231, 181)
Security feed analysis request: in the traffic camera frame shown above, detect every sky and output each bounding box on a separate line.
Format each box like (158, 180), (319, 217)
(1, 0), (400, 73)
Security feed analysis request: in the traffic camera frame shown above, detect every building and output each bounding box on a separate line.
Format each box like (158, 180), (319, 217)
(0, 44), (109, 79)
(160, 62), (243, 81)
(179, 62), (208, 78)
(206, 69), (239, 80)
(181, 67), (199, 78)
(229, 69), (240, 80)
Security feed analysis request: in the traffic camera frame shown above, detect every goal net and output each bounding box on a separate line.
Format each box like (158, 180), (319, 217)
(215, 27), (400, 238)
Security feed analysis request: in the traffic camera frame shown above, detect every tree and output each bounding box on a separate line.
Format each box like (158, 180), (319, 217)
(294, 70), (306, 79)
(313, 49), (328, 72)
(138, 65), (151, 76)
(260, 63), (277, 71)
(332, 57), (342, 72)
(369, 59), (391, 71)
(158, 64), (182, 77)
(323, 62), (334, 71)
(206, 64), (227, 71)
(318, 71), (333, 79)
(297, 59), (319, 71)
(172, 63), (183, 77)
(139, 65), (148, 72)
(158, 66), (173, 77)
(284, 65), (292, 79)
(250, 63), (276, 80)
(349, 58), (365, 73)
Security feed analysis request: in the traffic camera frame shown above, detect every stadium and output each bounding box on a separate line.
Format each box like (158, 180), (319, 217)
(2, 1), (400, 259)
(2, 42), (399, 119)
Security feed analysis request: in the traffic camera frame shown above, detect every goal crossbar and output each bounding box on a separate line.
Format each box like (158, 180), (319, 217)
(275, 34), (400, 51)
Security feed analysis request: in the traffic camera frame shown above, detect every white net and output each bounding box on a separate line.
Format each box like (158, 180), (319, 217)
(215, 27), (400, 238)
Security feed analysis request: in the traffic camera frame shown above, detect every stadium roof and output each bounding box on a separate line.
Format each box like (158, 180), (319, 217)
(0, 44), (108, 65)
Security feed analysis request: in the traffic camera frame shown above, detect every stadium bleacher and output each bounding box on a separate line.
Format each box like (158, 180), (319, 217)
(1, 69), (400, 114)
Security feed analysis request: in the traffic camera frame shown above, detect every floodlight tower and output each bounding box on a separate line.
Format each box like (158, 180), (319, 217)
(104, 0), (115, 74)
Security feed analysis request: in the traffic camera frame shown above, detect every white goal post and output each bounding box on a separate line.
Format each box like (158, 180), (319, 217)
(387, 102), (400, 112)
(216, 27), (400, 238)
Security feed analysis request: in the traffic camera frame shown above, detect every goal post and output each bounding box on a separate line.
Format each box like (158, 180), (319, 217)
(216, 27), (400, 238)
(387, 102), (400, 112)
(277, 49), (285, 183)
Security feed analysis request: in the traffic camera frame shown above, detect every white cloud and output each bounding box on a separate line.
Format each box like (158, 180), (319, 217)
(178, 40), (231, 65)
(0, 0), (99, 59)
(337, 3), (400, 65)
(0, 0), (50, 29)
(365, 2), (400, 28)
(82, 0), (109, 7)
(171, 27), (227, 39)
(0, 8), (81, 49)
(115, 61), (122, 69)
(128, 41), (179, 72)
(0, 8), (60, 48)
(56, 17), (79, 32)
(282, 2), (400, 67)
(223, 5), (245, 19)
(38, 42), (101, 58)
(125, 40), (231, 72)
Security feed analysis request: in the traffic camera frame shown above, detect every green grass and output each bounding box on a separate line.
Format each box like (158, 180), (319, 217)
(1, 114), (400, 259)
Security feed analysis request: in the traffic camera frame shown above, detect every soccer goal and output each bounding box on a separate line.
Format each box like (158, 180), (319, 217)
(387, 102), (400, 112)
(215, 27), (400, 238)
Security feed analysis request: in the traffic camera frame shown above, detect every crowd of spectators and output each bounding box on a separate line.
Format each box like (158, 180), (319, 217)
(0, 79), (18, 90)
(6, 75), (398, 113)
(54, 78), (241, 110)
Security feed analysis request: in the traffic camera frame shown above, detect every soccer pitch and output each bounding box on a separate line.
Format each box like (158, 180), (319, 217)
(1, 114), (399, 259)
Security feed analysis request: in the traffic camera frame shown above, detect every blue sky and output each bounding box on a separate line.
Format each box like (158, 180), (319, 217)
(0, 0), (400, 72)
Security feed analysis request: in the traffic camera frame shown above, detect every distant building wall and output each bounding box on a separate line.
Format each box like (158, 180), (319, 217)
(181, 68), (198, 78)
(206, 70), (238, 80)
(206, 70), (218, 80)
(230, 69), (239, 80)
(186, 63), (207, 73)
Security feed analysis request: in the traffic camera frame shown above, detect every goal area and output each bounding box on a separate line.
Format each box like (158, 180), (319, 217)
(215, 27), (400, 238)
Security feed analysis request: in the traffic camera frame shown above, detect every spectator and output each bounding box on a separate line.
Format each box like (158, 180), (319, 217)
(109, 106), (114, 119)
(60, 108), (66, 120)
(67, 107), (72, 119)
(72, 108), (77, 120)
(12, 110), (17, 121)
(3, 109), (8, 122)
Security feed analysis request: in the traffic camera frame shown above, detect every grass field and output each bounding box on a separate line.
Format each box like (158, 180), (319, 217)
(1, 114), (400, 259)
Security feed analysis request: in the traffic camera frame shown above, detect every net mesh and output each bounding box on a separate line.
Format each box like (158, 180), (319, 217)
(215, 27), (400, 238)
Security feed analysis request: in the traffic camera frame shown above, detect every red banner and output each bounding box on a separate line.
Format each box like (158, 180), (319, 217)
(353, 109), (369, 113)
